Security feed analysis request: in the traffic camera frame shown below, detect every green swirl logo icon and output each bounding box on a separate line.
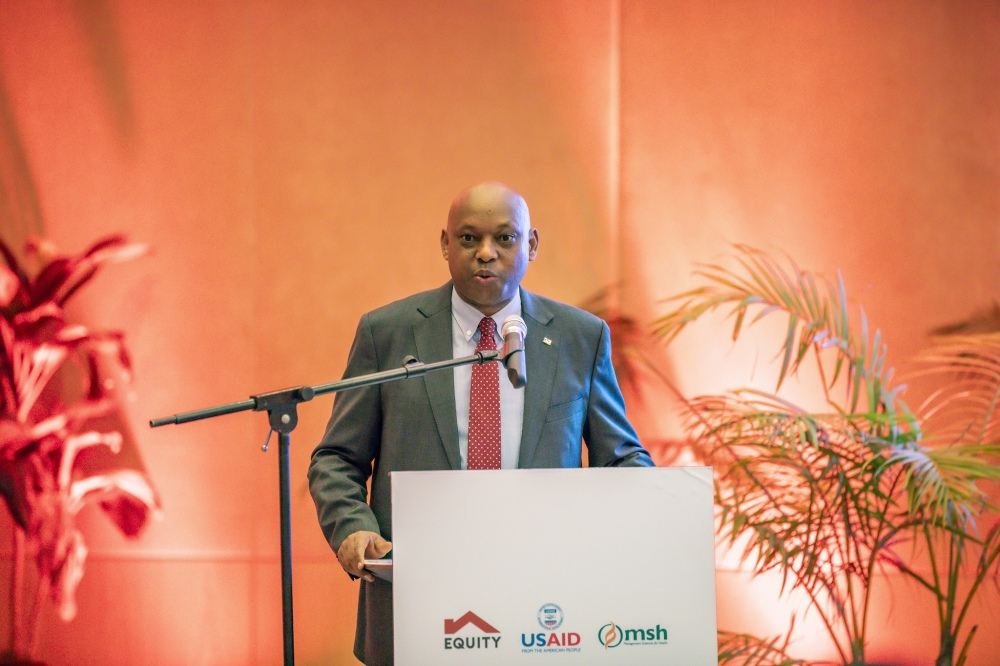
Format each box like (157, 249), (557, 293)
(598, 622), (622, 648)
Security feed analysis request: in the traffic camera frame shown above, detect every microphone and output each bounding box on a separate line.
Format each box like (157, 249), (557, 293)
(500, 315), (527, 389)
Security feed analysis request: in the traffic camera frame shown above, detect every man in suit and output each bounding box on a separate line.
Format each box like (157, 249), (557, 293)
(308, 181), (653, 665)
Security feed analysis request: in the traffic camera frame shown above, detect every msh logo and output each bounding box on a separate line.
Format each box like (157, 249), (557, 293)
(443, 611), (501, 650)
(521, 604), (581, 654)
(598, 622), (668, 648)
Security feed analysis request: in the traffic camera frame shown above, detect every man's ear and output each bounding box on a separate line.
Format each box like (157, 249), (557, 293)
(440, 228), (449, 260)
(527, 228), (539, 261)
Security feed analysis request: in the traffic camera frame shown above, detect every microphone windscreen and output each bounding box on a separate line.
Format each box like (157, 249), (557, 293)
(501, 315), (527, 339)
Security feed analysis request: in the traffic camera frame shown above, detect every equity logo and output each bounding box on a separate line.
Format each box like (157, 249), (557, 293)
(443, 611), (501, 650)
(598, 622), (668, 648)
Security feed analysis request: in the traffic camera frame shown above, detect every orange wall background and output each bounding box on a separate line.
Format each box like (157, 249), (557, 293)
(618, 3), (1000, 664)
(0, 1), (997, 664)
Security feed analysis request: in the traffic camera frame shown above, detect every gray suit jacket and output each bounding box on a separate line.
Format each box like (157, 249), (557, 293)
(308, 283), (652, 665)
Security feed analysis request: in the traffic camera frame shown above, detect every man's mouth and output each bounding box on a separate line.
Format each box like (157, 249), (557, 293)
(473, 271), (497, 285)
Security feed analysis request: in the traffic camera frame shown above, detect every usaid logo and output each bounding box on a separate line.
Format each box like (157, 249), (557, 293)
(443, 611), (501, 650)
(537, 603), (563, 630)
(522, 604), (581, 653)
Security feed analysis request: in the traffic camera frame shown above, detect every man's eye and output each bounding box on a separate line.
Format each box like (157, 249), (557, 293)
(461, 235), (475, 242)
(499, 234), (515, 243)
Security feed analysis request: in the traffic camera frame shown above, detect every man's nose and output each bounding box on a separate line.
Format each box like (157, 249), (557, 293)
(475, 240), (497, 262)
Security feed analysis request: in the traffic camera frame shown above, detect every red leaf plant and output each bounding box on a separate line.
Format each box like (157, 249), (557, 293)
(0, 235), (160, 663)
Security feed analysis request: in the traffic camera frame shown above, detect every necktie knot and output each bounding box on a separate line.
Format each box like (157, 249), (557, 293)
(476, 317), (497, 352)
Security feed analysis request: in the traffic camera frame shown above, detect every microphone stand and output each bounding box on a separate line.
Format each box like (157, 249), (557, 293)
(149, 350), (502, 666)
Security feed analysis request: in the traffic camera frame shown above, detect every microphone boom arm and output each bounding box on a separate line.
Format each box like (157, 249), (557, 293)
(150, 349), (501, 427)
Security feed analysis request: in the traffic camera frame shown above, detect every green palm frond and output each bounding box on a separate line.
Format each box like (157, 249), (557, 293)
(892, 332), (1000, 665)
(886, 444), (1000, 529)
(718, 622), (805, 666)
(913, 333), (1000, 449)
(693, 392), (904, 588)
(653, 245), (901, 416)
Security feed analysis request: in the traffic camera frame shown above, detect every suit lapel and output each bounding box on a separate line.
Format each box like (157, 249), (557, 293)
(413, 284), (461, 470)
(517, 288), (558, 468)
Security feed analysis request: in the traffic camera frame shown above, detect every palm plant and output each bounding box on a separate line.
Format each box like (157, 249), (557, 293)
(718, 621), (805, 666)
(884, 333), (1000, 666)
(652, 246), (1000, 665)
(0, 235), (161, 662)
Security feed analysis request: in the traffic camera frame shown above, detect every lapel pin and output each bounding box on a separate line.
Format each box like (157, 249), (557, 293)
(543, 337), (552, 346)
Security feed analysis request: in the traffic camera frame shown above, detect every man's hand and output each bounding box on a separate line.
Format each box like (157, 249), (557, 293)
(338, 530), (392, 582)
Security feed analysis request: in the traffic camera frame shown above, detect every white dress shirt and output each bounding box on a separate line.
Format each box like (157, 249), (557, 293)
(451, 287), (525, 470)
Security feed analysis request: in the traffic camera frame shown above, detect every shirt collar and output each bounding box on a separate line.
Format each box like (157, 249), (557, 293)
(451, 286), (522, 342)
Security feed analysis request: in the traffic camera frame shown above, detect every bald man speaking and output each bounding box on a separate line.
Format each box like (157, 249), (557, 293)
(308, 182), (653, 665)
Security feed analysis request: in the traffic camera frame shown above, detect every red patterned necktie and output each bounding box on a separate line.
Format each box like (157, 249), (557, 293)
(468, 316), (501, 470)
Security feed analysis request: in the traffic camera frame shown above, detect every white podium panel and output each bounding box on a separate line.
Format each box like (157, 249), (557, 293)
(392, 467), (717, 665)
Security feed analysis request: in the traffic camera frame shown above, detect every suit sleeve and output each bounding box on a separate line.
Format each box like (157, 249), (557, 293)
(307, 313), (384, 552)
(582, 321), (655, 468)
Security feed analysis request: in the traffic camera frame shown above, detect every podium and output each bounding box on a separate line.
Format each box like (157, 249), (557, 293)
(389, 467), (718, 665)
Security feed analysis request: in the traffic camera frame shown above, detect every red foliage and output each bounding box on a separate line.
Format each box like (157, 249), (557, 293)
(0, 235), (160, 659)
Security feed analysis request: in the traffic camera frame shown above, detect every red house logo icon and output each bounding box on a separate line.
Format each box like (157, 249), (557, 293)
(444, 611), (500, 634)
